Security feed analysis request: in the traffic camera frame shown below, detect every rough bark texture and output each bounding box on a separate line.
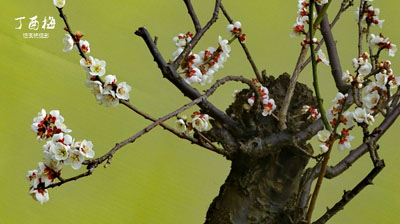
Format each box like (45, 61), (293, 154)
(204, 74), (317, 224)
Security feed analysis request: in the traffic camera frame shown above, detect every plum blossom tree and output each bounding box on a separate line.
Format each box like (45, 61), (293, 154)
(26, 0), (400, 223)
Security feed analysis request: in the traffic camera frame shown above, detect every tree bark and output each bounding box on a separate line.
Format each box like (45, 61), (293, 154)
(205, 148), (309, 224)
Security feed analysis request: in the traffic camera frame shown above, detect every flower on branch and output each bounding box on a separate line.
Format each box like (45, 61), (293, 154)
(62, 34), (74, 52)
(342, 70), (354, 85)
(79, 40), (90, 54)
(302, 105), (321, 121)
(317, 130), (331, 143)
(53, 0), (65, 9)
(191, 112), (209, 132)
(290, 1), (309, 38)
(31, 109), (71, 141)
(362, 90), (380, 111)
(370, 33), (397, 57)
(27, 109), (96, 204)
(88, 58), (106, 77)
(352, 52), (372, 76)
(338, 128), (354, 151)
(317, 50), (329, 66)
(356, 5), (384, 28)
(227, 21), (241, 35)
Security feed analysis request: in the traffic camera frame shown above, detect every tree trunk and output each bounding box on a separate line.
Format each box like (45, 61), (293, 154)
(204, 74), (317, 223)
(205, 147), (309, 224)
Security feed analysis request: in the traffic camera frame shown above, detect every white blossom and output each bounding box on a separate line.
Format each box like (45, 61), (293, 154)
(53, 0), (65, 8)
(358, 62), (372, 76)
(88, 58), (106, 77)
(317, 130), (331, 142)
(218, 36), (231, 56)
(79, 40), (90, 54)
(175, 119), (187, 133)
(50, 142), (69, 161)
(319, 144), (329, 153)
(64, 149), (84, 170)
(192, 114), (209, 132)
(262, 99), (276, 116)
(116, 82), (131, 100)
(363, 90), (380, 109)
(342, 70), (354, 85)
(353, 107), (367, 123)
(227, 21), (242, 34)
(62, 34), (74, 52)
(102, 92), (119, 107)
(317, 50), (329, 66)
(375, 72), (388, 89)
(76, 140), (95, 158)
(29, 187), (49, 205)
(80, 56), (93, 68)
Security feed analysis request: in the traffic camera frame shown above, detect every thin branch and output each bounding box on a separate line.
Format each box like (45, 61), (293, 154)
(173, 0), (221, 68)
(219, 4), (262, 82)
(279, 46), (309, 130)
(120, 100), (218, 151)
(184, 0), (202, 32)
(46, 170), (92, 189)
(310, 3), (331, 131)
(57, 8), (87, 59)
(313, 160), (385, 224)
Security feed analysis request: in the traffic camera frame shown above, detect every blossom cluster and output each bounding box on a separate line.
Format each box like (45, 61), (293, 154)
(58, 0), (131, 107)
(247, 79), (276, 116)
(27, 109), (95, 204)
(172, 21), (244, 86)
(173, 31), (231, 86)
(227, 21), (246, 43)
(317, 52), (399, 153)
(356, 2), (384, 28)
(290, 0), (328, 38)
(175, 112), (210, 135)
(290, 1), (309, 38)
(370, 33), (397, 57)
(302, 105), (321, 121)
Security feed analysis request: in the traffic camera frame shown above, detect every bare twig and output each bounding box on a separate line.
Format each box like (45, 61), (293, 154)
(120, 100), (218, 151)
(184, 0), (201, 32)
(219, 4), (262, 82)
(313, 160), (385, 224)
(46, 170), (92, 189)
(279, 46), (309, 130)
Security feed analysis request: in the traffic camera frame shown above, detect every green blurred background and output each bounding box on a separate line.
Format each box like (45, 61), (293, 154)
(1, 0), (399, 223)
